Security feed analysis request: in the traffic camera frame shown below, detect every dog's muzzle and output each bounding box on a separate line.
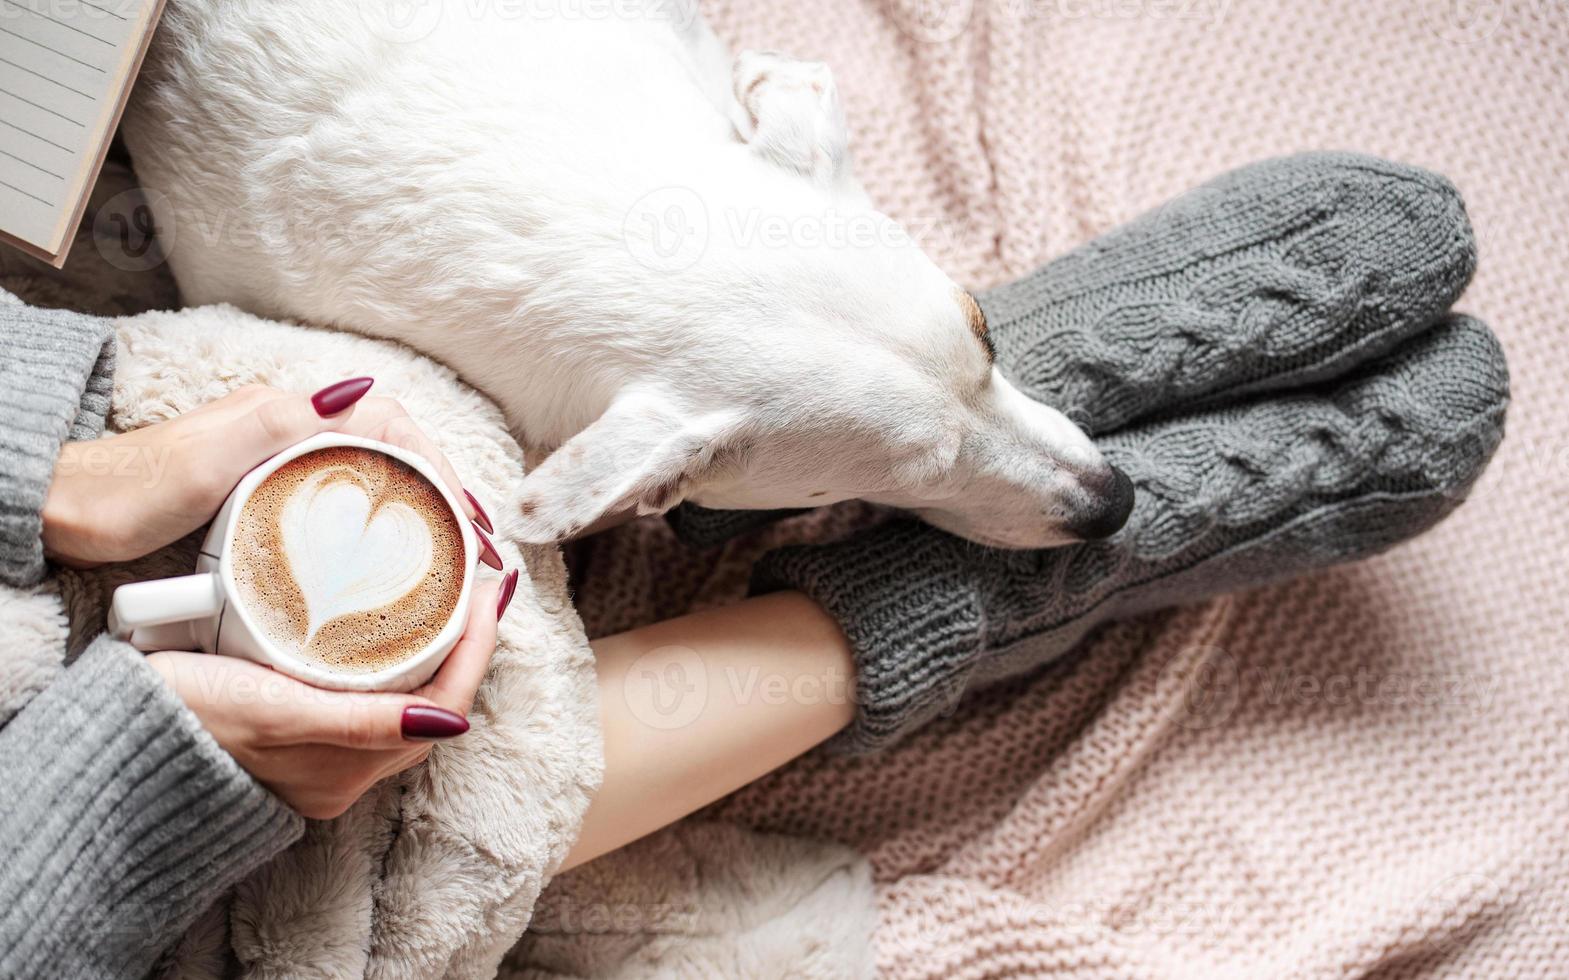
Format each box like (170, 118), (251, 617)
(1066, 465), (1136, 540)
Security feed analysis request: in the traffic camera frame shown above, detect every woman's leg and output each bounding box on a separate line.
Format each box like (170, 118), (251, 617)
(564, 591), (852, 870)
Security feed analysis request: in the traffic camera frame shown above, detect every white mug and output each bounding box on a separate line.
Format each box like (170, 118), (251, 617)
(108, 432), (478, 692)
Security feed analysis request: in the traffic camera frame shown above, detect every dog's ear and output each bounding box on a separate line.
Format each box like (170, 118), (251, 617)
(514, 392), (737, 543)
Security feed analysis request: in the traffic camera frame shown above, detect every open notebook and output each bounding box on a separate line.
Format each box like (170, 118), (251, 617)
(0, 0), (166, 267)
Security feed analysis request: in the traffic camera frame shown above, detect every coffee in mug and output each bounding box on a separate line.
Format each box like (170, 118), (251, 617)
(108, 432), (478, 692)
(229, 446), (467, 673)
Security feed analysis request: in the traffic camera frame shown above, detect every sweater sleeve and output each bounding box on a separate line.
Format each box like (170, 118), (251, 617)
(0, 636), (304, 979)
(0, 294), (303, 974)
(0, 296), (118, 588)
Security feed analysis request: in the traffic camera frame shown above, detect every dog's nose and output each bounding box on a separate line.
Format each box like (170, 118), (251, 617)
(1066, 465), (1135, 540)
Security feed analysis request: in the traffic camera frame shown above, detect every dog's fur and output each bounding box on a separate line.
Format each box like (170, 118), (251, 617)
(122, 0), (1130, 548)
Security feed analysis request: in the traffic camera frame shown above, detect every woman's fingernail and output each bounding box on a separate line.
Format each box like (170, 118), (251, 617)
(465, 489), (495, 534)
(311, 377), (374, 417)
(496, 568), (520, 619)
(401, 705), (468, 741)
(475, 528), (503, 570)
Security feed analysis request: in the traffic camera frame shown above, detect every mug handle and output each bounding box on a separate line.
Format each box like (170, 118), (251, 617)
(108, 573), (224, 652)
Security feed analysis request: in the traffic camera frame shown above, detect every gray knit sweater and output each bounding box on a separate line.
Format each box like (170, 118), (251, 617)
(0, 301), (303, 978)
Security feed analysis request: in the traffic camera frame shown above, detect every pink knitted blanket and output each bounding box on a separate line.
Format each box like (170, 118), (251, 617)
(564, 0), (1569, 974)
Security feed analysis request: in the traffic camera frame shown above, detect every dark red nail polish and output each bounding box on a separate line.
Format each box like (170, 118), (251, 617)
(475, 528), (503, 570)
(496, 568), (520, 619)
(311, 377), (374, 417)
(465, 489), (495, 534)
(401, 705), (468, 741)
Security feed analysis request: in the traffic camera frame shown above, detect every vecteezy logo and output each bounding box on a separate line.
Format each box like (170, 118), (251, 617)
(623, 186), (710, 273)
(92, 187), (171, 272)
(1437, 415), (1507, 503)
(1166, 644), (1239, 731)
(894, 0), (975, 43)
(622, 644), (708, 730)
(357, 0), (444, 44)
(656, 0), (704, 32)
(1421, 0), (1504, 44)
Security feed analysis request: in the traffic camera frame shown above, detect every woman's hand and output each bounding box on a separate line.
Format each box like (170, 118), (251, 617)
(41, 379), (502, 568)
(49, 377), (519, 817)
(148, 577), (514, 819)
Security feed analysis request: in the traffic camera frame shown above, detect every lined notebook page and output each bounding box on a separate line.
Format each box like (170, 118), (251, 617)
(0, 0), (163, 264)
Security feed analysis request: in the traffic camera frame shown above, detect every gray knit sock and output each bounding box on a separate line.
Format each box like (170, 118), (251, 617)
(665, 502), (801, 550)
(986, 151), (1477, 436)
(670, 152), (1475, 547)
(0, 295), (117, 588)
(757, 315), (1508, 752)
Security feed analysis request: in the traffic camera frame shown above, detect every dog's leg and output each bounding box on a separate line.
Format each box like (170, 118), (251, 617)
(655, 0), (740, 125)
(733, 50), (858, 193)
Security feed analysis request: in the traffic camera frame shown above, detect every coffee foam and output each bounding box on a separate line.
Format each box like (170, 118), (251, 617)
(230, 446), (467, 673)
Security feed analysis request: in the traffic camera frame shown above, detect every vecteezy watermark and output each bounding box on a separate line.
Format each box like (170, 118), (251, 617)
(619, 644), (855, 730)
(355, 0), (700, 44)
(725, 663), (854, 710)
(1165, 644), (1241, 731)
(1042, 896), (1245, 938)
(621, 644), (709, 730)
(92, 187), (173, 274)
(1005, 0), (1230, 26)
(4, 894), (185, 953)
(723, 208), (930, 251)
(153, 654), (413, 710)
(0, 0), (144, 25)
(54, 443), (173, 489)
(357, 0), (447, 43)
(622, 186), (711, 273)
(1421, 0), (1505, 44)
(0, 0), (144, 39)
(872, 890), (1248, 962)
(529, 899), (699, 935)
(1441, 428), (1566, 504)
(1418, 871), (1569, 943)
(1165, 645), (1501, 730)
(1251, 666), (1499, 714)
(892, 0), (976, 43)
(92, 194), (452, 273)
(621, 186), (973, 272)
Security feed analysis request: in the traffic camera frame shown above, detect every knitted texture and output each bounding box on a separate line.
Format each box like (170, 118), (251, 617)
(669, 152), (1474, 546)
(754, 152), (1491, 750)
(678, 152), (1494, 752)
(556, 0), (1569, 975)
(0, 637), (303, 978)
(760, 315), (1506, 750)
(666, 502), (801, 551)
(981, 153), (1476, 434)
(0, 298), (115, 587)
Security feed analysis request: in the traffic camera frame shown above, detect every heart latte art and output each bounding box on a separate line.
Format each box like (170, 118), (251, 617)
(281, 475), (434, 639)
(231, 447), (467, 672)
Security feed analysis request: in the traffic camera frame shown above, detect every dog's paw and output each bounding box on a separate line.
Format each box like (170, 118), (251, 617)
(732, 50), (851, 188)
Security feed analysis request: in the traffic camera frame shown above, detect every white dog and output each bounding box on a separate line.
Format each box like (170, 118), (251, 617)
(121, 0), (1133, 548)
